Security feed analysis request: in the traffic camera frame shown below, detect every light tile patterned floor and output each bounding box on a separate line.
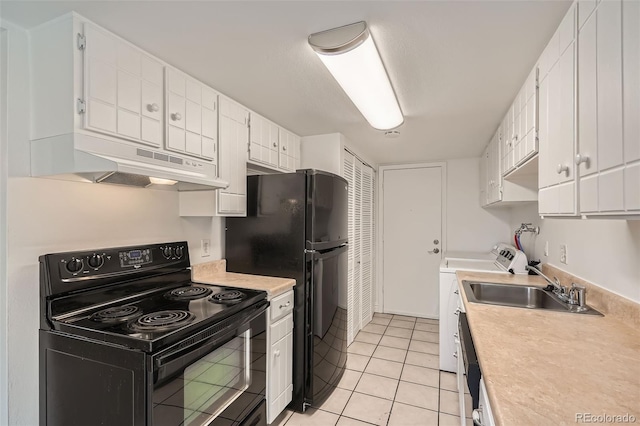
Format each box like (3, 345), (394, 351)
(272, 313), (473, 426)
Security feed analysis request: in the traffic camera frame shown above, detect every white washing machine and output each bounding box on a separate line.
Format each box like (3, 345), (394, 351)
(439, 245), (528, 373)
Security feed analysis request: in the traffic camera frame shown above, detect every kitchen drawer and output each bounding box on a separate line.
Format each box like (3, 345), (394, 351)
(270, 313), (293, 343)
(270, 290), (294, 322)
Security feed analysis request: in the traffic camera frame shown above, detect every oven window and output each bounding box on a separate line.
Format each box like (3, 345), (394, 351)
(153, 330), (251, 426)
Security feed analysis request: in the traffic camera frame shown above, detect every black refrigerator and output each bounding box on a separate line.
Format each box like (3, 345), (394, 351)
(226, 169), (348, 412)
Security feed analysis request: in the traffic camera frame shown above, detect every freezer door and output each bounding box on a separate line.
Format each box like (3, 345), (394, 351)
(306, 245), (348, 407)
(306, 171), (348, 250)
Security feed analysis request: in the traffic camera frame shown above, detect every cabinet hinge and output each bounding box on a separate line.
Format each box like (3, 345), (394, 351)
(77, 99), (86, 114)
(77, 33), (86, 50)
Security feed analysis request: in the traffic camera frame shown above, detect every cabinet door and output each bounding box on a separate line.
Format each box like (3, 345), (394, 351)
(84, 24), (163, 147)
(278, 129), (294, 171)
(165, 68), (219, 161)
(438, 273), (459, 373)
(217, 98), (248, 216)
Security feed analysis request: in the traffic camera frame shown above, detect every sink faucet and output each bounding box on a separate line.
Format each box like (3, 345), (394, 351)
(525, 265), (569, 301)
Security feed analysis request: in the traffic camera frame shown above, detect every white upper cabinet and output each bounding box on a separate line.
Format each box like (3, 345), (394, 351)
(217, 97), (249, 216)
(278, 128), (300, 172)
(248, 112), (300, 173)
(576, 0), (640, 215)
(165, 67), (219, 163)
(83, 23), (164, 147)
(248, 113), (280, 169)
(538, 3), (578, 216)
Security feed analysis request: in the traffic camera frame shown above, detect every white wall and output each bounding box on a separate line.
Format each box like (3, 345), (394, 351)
(300, 133), (343, 175)
(0, 24), (9, 426)
(2, 20), (225, 425)
(511, 204), (640, 303)
(445, 158), (512, 252)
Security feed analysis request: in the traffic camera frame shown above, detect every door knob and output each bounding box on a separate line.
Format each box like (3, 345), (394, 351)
(429, 248), (440, 254)
(433, 239), (439, 245)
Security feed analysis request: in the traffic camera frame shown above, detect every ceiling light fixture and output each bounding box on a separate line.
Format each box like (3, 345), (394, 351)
(308, 21), (404, 131)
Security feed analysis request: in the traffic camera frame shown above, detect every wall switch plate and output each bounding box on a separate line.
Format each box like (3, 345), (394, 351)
(544, 241), (549, 257)
(560, 244), (567, 264)
(201, 239), (211, 257)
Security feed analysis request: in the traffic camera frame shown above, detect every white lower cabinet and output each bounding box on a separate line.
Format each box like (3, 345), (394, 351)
(474, 377), (496, 426)
(439, 272), (459, 373)
(267, 290), (294, 424)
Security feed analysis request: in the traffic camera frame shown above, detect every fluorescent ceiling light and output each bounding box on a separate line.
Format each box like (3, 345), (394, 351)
(309, 21), (403, 131)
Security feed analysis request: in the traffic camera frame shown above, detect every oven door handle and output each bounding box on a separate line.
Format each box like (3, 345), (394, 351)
(154, 302), (267, 373)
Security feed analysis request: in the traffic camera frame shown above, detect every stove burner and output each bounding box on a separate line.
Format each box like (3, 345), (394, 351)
(211, 290), (246, 304)
(165, 286), (213, 301)
(90, 305), (141, 323)
(130, 310), (195, 332)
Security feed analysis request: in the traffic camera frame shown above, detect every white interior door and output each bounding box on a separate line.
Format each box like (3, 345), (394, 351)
(382, 165), (442, 318)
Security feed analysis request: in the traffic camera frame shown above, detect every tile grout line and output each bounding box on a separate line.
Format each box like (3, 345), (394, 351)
(331, 313), (392, 424)
(385, 317), (415, 426)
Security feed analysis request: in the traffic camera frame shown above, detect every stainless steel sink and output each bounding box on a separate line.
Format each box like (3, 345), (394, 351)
(462, 281), (603, 315)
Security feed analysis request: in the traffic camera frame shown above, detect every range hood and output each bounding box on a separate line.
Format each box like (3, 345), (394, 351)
(30, 132), (229, 191)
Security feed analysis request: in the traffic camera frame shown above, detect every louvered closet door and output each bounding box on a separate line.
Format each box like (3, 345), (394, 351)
(360, 166), (374, 326)
(344, 152), (356, 344)
(353, 161), (362, 339)
(343, 150), (375, 345)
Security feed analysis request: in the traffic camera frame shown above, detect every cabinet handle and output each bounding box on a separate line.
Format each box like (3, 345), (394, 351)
(454, 308), (460, 316)
(472, 408), (485, 426)
(453, 352), (458, 358)
(453, 333), (458, 339)
(282, 146), (287, 152)
(556, 164), (569, 174)
(147, 103), (160, 112)
(454, 290), (459, 295)
(273, 142), (278, 148)
(280, 301), (291, 309)
(575, 154), (589, 165)
(171, 112), (182, 121)
(274, 349), (281, 357)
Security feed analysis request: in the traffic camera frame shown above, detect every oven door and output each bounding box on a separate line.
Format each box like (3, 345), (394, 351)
(152, 302), (268, 426)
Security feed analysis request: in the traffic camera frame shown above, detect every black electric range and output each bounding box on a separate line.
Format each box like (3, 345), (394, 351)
(39, 241), (269, 426)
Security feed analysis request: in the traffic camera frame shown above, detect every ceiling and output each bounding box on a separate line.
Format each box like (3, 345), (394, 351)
(1, 0), (572, 165)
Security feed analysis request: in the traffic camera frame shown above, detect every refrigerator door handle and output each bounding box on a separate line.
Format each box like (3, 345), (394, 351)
(305, 244), (348, 260)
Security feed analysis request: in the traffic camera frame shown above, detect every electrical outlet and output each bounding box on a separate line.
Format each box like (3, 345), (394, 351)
(201, 239), (211, 257)
(560, 244), (568, 264)
(544, 241), (549, 257)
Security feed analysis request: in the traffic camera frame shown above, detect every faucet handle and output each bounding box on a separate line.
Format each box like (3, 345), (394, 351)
(570, 283), (587, 308)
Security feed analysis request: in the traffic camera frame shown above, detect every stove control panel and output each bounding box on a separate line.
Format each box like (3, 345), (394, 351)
(49, 241), (191, 286)
(119, 248), (152, 268)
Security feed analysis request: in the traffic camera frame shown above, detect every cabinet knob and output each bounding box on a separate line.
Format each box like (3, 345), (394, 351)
(454, 308), (460, 316)
(147, 103), (159, 112)
(274, 349), (281, 357)
(273, 142), (278, 148)
(282, 146), (287, 152)
(453, 352), (458, 358)
(171, 112), (182, 121)
(575, 154), (589, 165)
(454, 290), (459, 295)
(556, 164), (569, 175)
